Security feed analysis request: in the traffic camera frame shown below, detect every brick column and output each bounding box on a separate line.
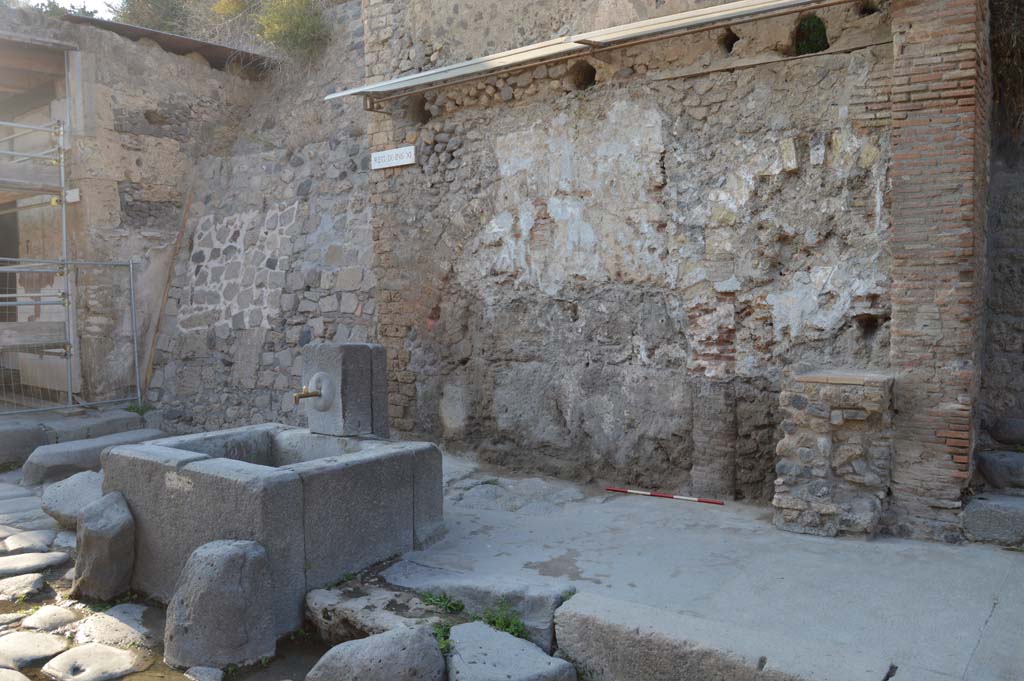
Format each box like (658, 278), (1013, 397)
(888, 0), (991, 538)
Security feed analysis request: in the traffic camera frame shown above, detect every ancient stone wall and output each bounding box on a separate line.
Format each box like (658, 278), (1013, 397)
(1, 6), (257, 401)
(365, 3), (894, 500)
(148, 0), (374, 430)
(774, 371), (894, 536)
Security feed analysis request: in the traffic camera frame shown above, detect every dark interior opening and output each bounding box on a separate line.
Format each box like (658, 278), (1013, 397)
(567, 61), (597, 90)
(794, 15), (830, 56)
(721, 27), (741, 54)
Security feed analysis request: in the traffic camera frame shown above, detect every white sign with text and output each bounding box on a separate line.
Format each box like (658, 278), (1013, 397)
(371, 145), (416, 170)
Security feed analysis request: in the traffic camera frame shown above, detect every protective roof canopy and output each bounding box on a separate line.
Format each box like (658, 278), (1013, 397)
(325, 0), (842, 101)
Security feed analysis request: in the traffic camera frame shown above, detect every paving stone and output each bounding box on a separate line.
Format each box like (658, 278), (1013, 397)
(0, 615), (25, 628)
(449, 621), (576, 681)
(185, 668), (223, 681)
(72, 493), (134, 601)
(3, 530), (55, 555)
(306, 626), (444, 681)
(164, 541), (275, 669)
(0, 630), (70, 669)
(963, 494), (1024, 546)
(0, 513), (57, 533)
(0, 552), (68, 578)
(0, 669), (30, 681)
(305, 583), (444, 645)
(21, 605), (79, 632)
(41, 643), (146, 681)
(382, 562), (572, 652)
(0, 574), (44, 602)
(75, 604), (163, 649)
(0, 528), (20, 542)
(22, 429), (164, 486)
(41, 471), (104, 530)
(0, 489), (31, 503)
(53, 531), (75, 552)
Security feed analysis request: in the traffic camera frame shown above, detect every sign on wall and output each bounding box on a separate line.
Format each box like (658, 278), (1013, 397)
(371, 145), (417, 170)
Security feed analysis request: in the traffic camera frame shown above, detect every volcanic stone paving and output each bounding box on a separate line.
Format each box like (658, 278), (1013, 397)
(0, 476), (159, 680)
(389, 456), (1024, 681)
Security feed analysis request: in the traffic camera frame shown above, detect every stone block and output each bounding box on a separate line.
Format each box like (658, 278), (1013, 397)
(301, 342), (388, 437)
(147, 424), (290, 466)
(449, 621), (576, 681)
(41, 471), (105, 529)
(0, 422), (49, 467)
(22, 429), (164, 486)
(412, 443), (444, 547)
(285, 445), (414, 589)
(102, 445), (304, 635)
(305, 583), (445, 645)
(382, 562), (570, 653)
(555, 592), (809, 681)
(975, 451), (1024, 491)
(962, 494), (1024, 546)
(41, 644), (146, 681)
(306, 627), (444, 681)
(990, 417), (1024, 446)
(164, 540), (275, 669)
(72, 492), (134, 601)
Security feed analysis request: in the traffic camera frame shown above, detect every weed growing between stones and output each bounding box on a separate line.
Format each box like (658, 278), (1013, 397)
(480, 599), (527, 639)
(126, 402), (152, 415)
(419, 591), (465, 614)
(433, 622), (452, 654)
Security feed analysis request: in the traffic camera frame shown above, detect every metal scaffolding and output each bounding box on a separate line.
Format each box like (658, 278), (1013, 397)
(0, 118), (142, 414)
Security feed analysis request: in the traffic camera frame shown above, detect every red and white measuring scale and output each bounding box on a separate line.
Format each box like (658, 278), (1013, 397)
(605, 486), (724, 506)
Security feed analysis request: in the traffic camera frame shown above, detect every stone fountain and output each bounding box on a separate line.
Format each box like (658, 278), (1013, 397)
(100, 342), (444, 636)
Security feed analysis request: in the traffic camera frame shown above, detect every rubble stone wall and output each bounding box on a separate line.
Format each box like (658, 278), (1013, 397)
(773, 371), (894, 537)
(147, 0), (375, 430)
(364, 3), (894, 500)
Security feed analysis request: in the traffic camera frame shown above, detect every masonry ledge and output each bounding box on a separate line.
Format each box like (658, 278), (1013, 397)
(794, 370), (894, 387)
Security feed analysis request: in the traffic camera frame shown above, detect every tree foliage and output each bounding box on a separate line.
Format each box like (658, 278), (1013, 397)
(256, 0), (329, 60)
(108, 0), (188, 33)
(33, 0), (97, 16)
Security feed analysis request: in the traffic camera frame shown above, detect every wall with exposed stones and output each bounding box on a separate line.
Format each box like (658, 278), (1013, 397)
(139, 0), (996, 538)
(1, 6), (257, 401)
(363, 3), (894, 501)
(147, 0), (374, 429)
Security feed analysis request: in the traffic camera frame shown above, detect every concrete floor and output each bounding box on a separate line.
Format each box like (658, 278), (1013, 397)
(389, 456), (1024, 681)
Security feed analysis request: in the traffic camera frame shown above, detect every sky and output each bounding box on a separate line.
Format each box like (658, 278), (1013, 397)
(56, 0), (114, 18)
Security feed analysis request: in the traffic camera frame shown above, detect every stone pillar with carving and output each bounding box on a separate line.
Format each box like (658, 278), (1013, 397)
(773, 371), (895, 537)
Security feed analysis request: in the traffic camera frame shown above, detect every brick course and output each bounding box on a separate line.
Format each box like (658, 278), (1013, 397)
(887, 0), (991, 538)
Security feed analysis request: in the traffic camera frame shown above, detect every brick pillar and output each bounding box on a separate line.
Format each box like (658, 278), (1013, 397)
(888, 0), (991, 538)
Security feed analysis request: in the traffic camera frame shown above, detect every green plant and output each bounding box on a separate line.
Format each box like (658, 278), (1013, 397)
(480, 599), (527, 639)
(125, 402), (152, 415)
(211, 0), (249, 18)
(794, 14), (829, 56)
(432, 622), (452, 654)
(33, 0), (96, 16)
(256, 0), (330, 60)
(108, 0), (188, 33)
(420, 592), (465, 614)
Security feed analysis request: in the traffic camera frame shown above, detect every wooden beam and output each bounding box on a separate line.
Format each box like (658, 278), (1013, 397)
(0, 45), (64, 77)
(0, 322), (66, 348)
(0, 69), (54, 94)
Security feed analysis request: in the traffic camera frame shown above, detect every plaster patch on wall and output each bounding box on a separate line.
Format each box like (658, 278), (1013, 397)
(460, 100), (671, 296)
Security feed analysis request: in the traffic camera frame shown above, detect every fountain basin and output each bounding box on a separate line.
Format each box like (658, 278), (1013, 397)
(101, 424), (443, 636)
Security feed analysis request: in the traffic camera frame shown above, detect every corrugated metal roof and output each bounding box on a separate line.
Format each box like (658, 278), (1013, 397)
(61, 15), (273, 73)
(326, 0), (849, 102)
